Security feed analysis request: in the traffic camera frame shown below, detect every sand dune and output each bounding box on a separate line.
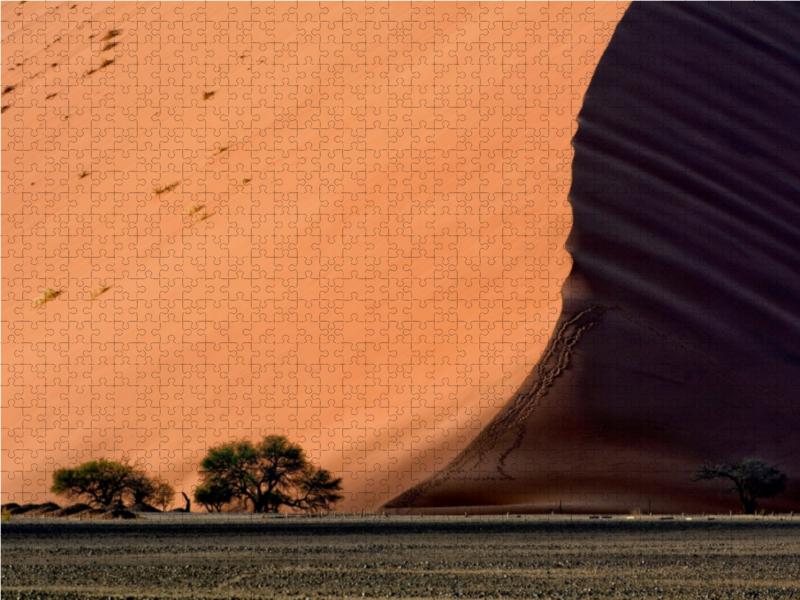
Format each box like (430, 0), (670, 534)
(389, 2), (800, 513)
(1, 2), (627, 509)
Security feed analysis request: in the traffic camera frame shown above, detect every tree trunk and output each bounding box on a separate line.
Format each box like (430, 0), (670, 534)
(182, 491), (191, 512)
(742, 498), (757, 515)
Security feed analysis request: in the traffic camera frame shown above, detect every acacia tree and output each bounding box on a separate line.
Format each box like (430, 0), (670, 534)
(294, 465), (347, 512)
(693, 458), (788, 514)
(52, 458), (175, 509)
(197, 435), (344, 513)
(194, 479), (234, 513)
(124, 469), (175, 510)
(51, 458), (132, 507)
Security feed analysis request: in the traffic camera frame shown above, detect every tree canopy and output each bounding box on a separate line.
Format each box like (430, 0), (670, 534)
(124, 469), (176, 510)
(51, 458), (131, 507)
(196, 435), (344, 513)
(693, 458), (787, 514)
(194, 479), (234, 513)
(51, 458), (175, 509)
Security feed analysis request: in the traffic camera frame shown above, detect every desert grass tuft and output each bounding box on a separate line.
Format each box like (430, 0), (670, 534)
(87, 285), (110, 300)
(1, 509), (12, 522)
(99, 59), (114, 69)
(101, 29), (121, 42)
(101, 41), (118, 52)
(2, 85), (15, 96)
(78, 170), (90, 179)
(184, 207), (215, 228)
(183, 203), (214, 228)
(153, 181), (180, 196)
(34, 287), (61, 308)
(188, 212), (214, 227)
(1, 105), (9, 114)
(182, 203), (205, 218)
(45, 93), (57, 100)
(211, 144), (229, 157)
(203, 91), (215, 100)
(240, 178), (251, 185)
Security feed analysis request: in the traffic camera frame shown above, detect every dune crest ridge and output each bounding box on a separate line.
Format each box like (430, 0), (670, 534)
(386, 304), (607, 509)
(388, 2), (800, 513)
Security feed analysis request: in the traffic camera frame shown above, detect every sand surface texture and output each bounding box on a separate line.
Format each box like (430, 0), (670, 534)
(2, 2), (627, 510)
(390, 3), (800, 513)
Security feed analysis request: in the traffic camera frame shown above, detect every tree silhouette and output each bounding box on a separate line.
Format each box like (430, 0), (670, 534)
(693, 458), (787, 514)
(51, 458), (132, 507)
(52, 458), (175, 509)
(197, 435), (344, 513)
(124, 469), (175, 509)
(194, 479), (234, 513)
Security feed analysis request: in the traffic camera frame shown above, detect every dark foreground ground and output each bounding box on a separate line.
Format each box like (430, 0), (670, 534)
(3, 514), (800, 599)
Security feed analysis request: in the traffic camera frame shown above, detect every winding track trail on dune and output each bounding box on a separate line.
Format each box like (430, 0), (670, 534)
(388, 2), (800, 514)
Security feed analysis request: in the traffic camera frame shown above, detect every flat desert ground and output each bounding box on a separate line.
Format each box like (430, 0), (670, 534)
(3, 515), (800, 599)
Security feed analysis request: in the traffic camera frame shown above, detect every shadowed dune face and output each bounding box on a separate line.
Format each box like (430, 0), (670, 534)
(389, 2), (800, 514)
(1, 2), (627, 509)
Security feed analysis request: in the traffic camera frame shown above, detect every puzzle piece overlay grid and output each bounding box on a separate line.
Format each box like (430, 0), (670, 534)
(2, 2), (627, 510)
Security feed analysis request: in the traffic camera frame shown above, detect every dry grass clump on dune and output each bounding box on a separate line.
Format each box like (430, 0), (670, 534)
(182, 204), (204, 218)
(83, 59), (114, 78)
(101, 29), (122, 42)
(87, 284), (110, 300)
(184, 205), (214, 228)
(153, 181), (180, 196)
(183, 204), (216, 227)
(33, 288), (61, 308)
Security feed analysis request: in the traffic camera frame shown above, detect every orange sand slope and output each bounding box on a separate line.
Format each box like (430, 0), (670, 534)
(1, 1), (627, 509)
(389, 2), (800, 514)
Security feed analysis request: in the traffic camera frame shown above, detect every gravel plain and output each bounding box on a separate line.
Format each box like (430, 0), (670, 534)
(3, 514), (800, 599)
